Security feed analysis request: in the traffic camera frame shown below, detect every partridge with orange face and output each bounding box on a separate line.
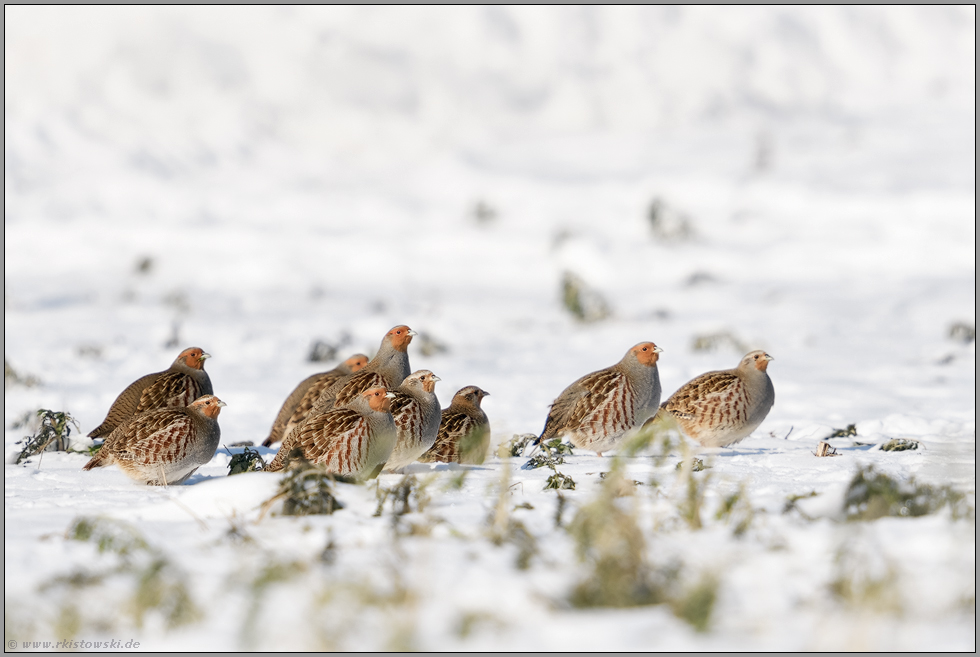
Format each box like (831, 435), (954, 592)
(83, 395), (226, 485)
(261, 354), (369, 447)
(266, 387), (397, 480)
(88, 347), (213, 439)
(535, 342), (663, 456)
(419, 386), (490, 465)
(384, 370), (442, 472)
(660, 350), (774, 448)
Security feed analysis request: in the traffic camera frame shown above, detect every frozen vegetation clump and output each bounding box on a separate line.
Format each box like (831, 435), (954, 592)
(568, 467), (721, 628)
(12, 410), (80, 464)
(567, 467), (661, 607)
(829, 536), (903, 614)
(487, 463), (538, 570)
(521, 437), (571, 470)
(843, 465), (970, 521)
(947, 321), (975, 344)
(561, 271), (611, 323)
(544, 472), (576, 490)
(307, 334), (352, 362)
(827, 424), (858, 438)
(25, 517), (203, 637)
(647, 198), (696, 242)
(690, 331), (749, 353)
(471, 199), (498, 225)
(497, 433), (536, 458)
(714, 484), (755, 537)
(879, 438), (919, 452)
(262, 457), (346, 517)
(521, 438), (576, 491)
(415, 331), (449, 357)
(374, 474), (432, 518)
(676, 458), (706, 472)
(5, 358), (41, 388)
(227, 446), (265, 475)
(567, 464), (722, 631)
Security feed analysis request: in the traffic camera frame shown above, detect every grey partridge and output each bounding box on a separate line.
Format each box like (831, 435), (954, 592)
(660, 350), (774, 448)
(88, 347), (213, 439)
(83, 394), (226, 485)
(535, 342), (663, 456)
(261, 353), (369, 447)
(266, 387), (397, 480)
(419, 386), (490, 465)
(384, 370), (442, 472)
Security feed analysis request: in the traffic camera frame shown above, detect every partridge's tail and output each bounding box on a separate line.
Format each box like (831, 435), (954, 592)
(88, 423), (113, 439)
(82, 449), (110, 471)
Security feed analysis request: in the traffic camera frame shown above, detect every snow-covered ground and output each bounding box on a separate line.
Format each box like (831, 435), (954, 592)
(5, 6), (975, 651)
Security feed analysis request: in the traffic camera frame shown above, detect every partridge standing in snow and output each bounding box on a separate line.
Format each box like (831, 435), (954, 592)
(88, 347), (213, 439)
(660, 350), (774, 448)
(83, 395), (226, 485)
(266, 387), (397, 480)
(419, 386), (491, 465)
(535, 342), (663, 456)
(261, 354), (369, 447)
(384, 370), (442, 472)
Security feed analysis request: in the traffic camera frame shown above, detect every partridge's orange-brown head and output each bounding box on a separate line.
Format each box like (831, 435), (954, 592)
(345, 354), (370, 372)
(742, 350), (774, 372)
(363, 387), (394, 413)
(387, 325), (416, 353)
(404, 370), (441, 394)
(420, 371), (440, 394)
(190, 395), (226, 419)
(630, 342), (663, 367)
(178, 347), (211, 370)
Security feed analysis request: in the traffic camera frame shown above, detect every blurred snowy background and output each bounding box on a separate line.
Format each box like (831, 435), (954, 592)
(4, 6), (976, 651)
(5, 6), (975, 438)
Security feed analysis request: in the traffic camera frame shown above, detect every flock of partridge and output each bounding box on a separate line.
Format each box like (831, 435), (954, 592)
(82, 325), (774, 485)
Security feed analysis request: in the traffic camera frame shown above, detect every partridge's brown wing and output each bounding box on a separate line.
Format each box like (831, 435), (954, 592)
(106, 409), (196, 466)
(295, 409), (372, 476)
(662, 371), (740, 420)
(539, 369), (628, 441)
(263, 372), (332, 447)
(135, 372), (204, 414)
(88, 372), (162, 438)
(389, 391), (420, 426)
(419, 410), (488, 464)
(390, 392), (423, 446)
(329, 371), (389, 410)
(279, 369), (353, 440)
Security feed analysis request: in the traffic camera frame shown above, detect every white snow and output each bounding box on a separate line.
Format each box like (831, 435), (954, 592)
(5, 6), (975, 651)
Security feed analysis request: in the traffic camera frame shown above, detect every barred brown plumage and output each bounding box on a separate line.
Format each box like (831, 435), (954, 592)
(88, 347), (213, 439)
(419, 386), (490, 465)
(535, 342), (662, 456)
(261, 354), (369, 447)
(266, 387), (397, 479)
(276, 326), (414, 457)
(83, 394), (225, 485)
(661, 350), (774, 448)
(384, 370), (442, 471)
